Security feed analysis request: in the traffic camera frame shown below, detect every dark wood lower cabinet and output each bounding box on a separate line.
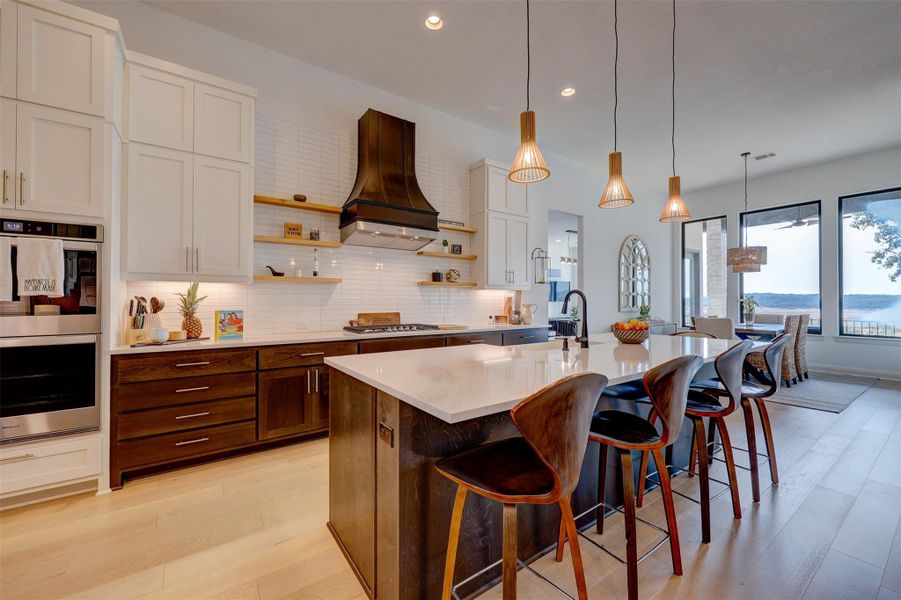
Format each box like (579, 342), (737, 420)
(312, 366), (331, 431)
(258, 366), (318, 440)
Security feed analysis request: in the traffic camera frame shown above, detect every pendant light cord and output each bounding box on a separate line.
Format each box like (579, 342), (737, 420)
(743, 152), (750, 248)
(614, 0), (619, 151)
(526, 0), (531, 111)
(671, 0), (676, 177)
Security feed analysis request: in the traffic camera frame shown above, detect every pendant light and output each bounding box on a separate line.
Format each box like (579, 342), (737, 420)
(599, 0), (634, 208)
(508, 0), (550, 183)
(659, 0), (691, 223)
(560, 229), (579, 264)
(727, 152), (768, 272)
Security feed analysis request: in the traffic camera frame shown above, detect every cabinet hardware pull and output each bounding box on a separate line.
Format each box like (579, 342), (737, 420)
(19, 173), (24, 204)
(306, 370), (311, 394)
(174, 437), (209, 446)
(185, 247), (190, 272)
(520, 335), (535, 340)
(195, 247), (199, 271)
(175, 386), (210, 393)
(175, 411), (211, 420)
(2, 170), (8, 203)
(0, 452), (35, 463)
(314, 368), (320, 393)
(175, 361), (211, 367)
(300, 352), (325, 357)
(468, 339), (485, 343)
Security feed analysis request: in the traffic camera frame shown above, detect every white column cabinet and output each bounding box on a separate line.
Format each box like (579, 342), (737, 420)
(0, 0), (17, 100)
(193, 155), (251, 278)
(194, 83), (253, 163)
(0, 98), (16, 207)
(507, 216), (530, 288)
(486, 212), (509, 286)
(126, 64), (194, 152)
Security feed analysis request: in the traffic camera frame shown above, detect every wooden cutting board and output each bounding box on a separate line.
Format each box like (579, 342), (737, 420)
(356, 312), (401, 326)
(437, 324), (467, 330)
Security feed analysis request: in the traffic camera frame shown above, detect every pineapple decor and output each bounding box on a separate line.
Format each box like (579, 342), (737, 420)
(176, 282), (207, 339)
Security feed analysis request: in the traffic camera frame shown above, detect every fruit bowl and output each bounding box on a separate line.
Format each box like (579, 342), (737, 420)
(612, 328), (650, 344)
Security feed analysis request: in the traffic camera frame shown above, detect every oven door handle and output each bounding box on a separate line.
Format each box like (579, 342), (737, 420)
(0, 334), (99, 348)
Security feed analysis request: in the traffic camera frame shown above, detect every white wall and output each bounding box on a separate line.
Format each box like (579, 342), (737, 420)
(675, 146), (901, 379)
(78, 0), (676, 335)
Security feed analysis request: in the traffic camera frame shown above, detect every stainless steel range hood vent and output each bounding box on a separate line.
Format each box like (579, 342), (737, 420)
(340, 109), (439, 251)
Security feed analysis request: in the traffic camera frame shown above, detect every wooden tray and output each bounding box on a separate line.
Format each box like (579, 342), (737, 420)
(131, 337), (211, 348)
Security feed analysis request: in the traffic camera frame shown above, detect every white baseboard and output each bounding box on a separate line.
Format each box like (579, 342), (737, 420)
(808, 363), (901, 383)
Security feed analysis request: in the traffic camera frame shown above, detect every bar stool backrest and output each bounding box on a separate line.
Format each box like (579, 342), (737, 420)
(643, 355), (703, 447)
(715, 340), (754, 410)
(511, 373), (609, 499)
(759, 333), (793, 397)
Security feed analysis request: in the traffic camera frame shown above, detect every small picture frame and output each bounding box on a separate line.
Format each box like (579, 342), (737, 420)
(284, 223), (303, 239)
(309, 228), (321, 241)
(451, 244), (463, 255)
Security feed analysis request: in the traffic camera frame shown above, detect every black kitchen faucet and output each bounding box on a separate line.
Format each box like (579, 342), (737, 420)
(561, 289), (589, 348)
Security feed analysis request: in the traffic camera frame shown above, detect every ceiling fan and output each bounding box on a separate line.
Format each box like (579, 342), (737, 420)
(777, 207), (820, 229)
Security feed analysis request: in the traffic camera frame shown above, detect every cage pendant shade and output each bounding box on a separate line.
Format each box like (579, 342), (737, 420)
(599, 151), (634, 208)
(659, 176), (691, 223)
(509, 111), (550, 183)
(727, 245), (768, 267)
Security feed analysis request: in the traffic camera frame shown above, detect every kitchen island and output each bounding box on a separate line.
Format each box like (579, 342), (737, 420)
(325, 333), (746, 599)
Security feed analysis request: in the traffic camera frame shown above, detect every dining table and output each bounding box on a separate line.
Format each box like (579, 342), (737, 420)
(734, 322), (784, 340)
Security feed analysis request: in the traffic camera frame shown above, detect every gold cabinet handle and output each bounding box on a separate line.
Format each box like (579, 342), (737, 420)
(2, 170), (8, 204)
(1, 453), (35, 463)
(18, 172), (24, 205)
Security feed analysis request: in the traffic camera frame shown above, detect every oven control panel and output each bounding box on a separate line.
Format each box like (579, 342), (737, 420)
(1, 218), (101, 241)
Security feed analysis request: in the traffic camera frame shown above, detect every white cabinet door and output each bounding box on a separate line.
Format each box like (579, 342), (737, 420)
(126, 64), (194, 151)
(487, 166), (507, 213)
(124, 143), (193, 277)
(194, 83), (252, 163)
(0, 98), (15, 208)
(16, 102), (104, 217)
(486, 212), (509, 287)
(0, 0), (16, 100)
(16, 4), (106, 117)
(507, 216), (530, 289)
(506, 179), (528, 217)
(193, 155), (250, 279)
(0, 433), (100, 496)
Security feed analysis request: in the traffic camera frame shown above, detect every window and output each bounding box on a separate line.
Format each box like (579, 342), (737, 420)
(681, 216), (727, 327)
(839, 188), (901, 338)
(739, 201), (822, 333)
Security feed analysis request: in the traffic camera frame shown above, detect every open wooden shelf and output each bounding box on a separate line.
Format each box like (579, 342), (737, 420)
(253, 195), (342, 215)
(416, 251), (477, 261)
(254, 275), (342, 284)
(438, 223), (478, 234)
(416, 281), (478, 288)
(253, 235), (342, 248)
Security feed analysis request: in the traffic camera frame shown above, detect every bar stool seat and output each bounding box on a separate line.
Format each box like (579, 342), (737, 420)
(591, 410), (660, 445)
(685, 390), (731, 415)
(435, 437), (554, 500)
(601, 380), (647, 401)
(690, 378), (766, 397)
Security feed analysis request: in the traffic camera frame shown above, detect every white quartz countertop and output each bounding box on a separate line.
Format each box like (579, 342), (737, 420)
(109, 324), (546, 355)
(325, 333), (762, 423)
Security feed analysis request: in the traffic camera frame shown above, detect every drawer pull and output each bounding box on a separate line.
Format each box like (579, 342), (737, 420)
(300, 352), (325, 357)
(175, 411), (211, 420)
(520, 335), (536, 340)
(175, 386), (211, 394)
(0, 452), (35, 463)
(468, 339), (486, 344)
(174, 437), (210, 447)
(175, 361), (212, 368)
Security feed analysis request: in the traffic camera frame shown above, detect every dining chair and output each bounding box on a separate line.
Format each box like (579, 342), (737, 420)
(555, 355), (703, 600)
(794, 314), (810, 379)
(435, 373), (608, 600)
(747, 315), (799, 386)
(753, 313), (785, 325)
(693, 317), (735, 339)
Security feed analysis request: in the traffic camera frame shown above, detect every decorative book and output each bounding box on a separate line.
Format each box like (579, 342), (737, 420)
(215, 310), (244, 340)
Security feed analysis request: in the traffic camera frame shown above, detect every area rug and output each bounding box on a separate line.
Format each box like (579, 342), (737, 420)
(765, 373), (877, 413)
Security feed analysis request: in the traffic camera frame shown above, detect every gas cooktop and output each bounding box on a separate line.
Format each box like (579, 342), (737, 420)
(343, 323), (440, 334)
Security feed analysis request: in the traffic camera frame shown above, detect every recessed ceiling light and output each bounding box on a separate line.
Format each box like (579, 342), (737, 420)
(560, 87), (576, 97)
(425, 15), (443, 30)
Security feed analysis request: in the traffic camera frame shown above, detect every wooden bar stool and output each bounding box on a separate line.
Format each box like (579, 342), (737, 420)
(556, 355), (703, 600)
(636, 340), (752, 543)
(435, 373), (608, 600)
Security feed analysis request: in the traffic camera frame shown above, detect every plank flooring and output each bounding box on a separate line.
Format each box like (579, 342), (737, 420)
(0, 380), (899, 600)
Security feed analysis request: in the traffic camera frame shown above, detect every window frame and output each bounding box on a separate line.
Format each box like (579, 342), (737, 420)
(738, 200), (823, 334)
(680, 214), (728, 328)
(838, 186), (901, 339)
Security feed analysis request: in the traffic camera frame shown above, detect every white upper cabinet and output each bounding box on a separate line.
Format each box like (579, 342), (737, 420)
(192, 155), (251, 278)
(506, 216), (530, 288)
(0, 98), (15, 207)
(486, 212), (509, 287)
(126, 64), (194, 152)
(194, 83), (252, 163)
(14, 4), (107, 117)
(506, 178), (528, 217)
(0, 0), (17, 100)
(472, 160), (528, 217)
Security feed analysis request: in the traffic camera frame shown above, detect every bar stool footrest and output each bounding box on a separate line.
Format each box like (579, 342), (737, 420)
(570, 501), (671, 566)
(450, 557), (577, 600)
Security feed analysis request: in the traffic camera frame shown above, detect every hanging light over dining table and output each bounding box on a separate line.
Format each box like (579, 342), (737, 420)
(508, 0), (550, 183)
(727, 152), (768, 272)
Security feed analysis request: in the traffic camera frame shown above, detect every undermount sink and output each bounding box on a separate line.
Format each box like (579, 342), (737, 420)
(521, 340), (605, 351)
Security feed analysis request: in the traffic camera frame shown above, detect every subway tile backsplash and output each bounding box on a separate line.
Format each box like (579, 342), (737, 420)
(127, 104), (509, 336)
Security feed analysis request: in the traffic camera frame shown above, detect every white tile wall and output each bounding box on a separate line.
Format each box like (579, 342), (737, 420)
(127, 104), (509, 336)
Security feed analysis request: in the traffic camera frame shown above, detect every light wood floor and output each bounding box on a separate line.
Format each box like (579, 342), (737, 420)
(1, 381), (899, 600)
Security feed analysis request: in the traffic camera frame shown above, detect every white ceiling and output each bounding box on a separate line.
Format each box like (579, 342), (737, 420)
(143, 0), (901, 191)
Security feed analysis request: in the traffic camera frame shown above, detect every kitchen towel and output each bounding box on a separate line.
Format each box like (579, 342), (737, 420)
(0, 238), (12, 302)
(16, 237), (65, 297)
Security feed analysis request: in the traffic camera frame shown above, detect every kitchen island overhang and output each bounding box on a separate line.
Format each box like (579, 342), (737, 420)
(325, 334), (748, 599)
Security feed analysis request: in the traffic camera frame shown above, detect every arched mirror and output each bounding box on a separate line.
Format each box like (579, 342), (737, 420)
(619, 235), (651, 311)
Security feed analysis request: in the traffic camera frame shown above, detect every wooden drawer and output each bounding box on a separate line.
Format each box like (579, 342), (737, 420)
(0, 433), (101, 496)
(446, 332), (503, 347)
(115, 372), (256, 412)
(259, 341), (357, 370)
(114, 349), (256, 384)
(358, 336), (446, 354)
(116, 421), (256, 468)
(117, 396), (256, 441)
(502, 328), (549, 346)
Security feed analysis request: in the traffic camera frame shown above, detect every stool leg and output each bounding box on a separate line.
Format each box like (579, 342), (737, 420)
(691, 416), (711, 543)
(635, 411), (657, 508)
(707, 417), (716, 465)
(688, 427), (697, 478)
(754, 397), (779, 484)
(555, 505), (566, 562)
(597, 443), (609, 532)
(652, 448), (682, 576)
(442, 486), (468, 600)
(741, 398), (761, 502)
(559, 495), (589, 600)
(714, 416), (742, 520)
(503, 503), (517, 600)
(619, 449), (639, 600)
